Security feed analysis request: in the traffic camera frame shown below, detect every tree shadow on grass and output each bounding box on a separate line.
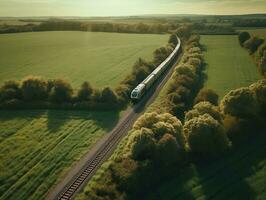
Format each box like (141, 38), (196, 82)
(193, 133), (266, 200)
(46, 109), (120, 133)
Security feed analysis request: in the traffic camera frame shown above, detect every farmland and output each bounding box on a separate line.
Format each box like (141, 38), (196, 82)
(0, 31), (168, 88)
(201, 35), (260, 97)
(238, 28), (266, 38)
(0, 110), (119, 200)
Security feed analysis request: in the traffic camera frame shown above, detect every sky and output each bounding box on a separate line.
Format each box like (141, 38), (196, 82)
(0, 0), (266, 17)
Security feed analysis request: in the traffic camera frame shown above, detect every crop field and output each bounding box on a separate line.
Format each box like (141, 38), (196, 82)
(0, 31), (168, 88)
(0, 110), (119, 200)
(201, 35), (260, 98)
(238, 28), (266, 38)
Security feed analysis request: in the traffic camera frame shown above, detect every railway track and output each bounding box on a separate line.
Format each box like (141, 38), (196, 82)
(47, 48), (183, 200)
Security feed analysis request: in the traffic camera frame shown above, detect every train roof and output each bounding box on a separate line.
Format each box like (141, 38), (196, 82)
(132, 83), (145, 92)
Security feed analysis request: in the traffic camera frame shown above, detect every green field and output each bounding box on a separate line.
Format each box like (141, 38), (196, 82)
(0, 31), (168, 88)
(0, 110), (119, 200)
(202, 35), (260, 98)
(238, 28), (266, 38)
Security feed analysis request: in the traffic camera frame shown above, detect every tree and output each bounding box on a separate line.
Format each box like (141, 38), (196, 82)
(49, 79), (73, 103)
(259, 53), (266, 77)
(194, 88), (219, 105)
(168, 34), (178, 46)
(249, 79), (266, 115)
(238, 32), (251, 46)
(21, 76), (48, 101)
(101, 87), (118, 104)
(130, 128), (156, 161)
(0, 81), (21, 102)
(184, 114), (230, 157)
(185, 101), (222, 122)
(77, 81), (93, 101)
(157, 134), (180, 165)
(220, 87), (257, 118)
(244, 36), (264, 54)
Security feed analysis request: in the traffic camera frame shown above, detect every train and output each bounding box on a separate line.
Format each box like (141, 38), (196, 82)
(130, 36), (181, 101)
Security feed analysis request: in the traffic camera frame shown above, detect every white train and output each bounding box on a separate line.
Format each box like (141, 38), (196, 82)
(130, 36), (181, 101)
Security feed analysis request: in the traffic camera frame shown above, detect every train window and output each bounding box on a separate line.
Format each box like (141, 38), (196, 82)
(132, 91), (138, 98)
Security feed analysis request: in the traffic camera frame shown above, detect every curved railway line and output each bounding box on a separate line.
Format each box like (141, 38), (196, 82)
(47, 42), (183, 200)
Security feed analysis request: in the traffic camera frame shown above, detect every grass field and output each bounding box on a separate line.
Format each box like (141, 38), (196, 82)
(238, 28), (266, 38)
(0, 31), (168, 88)
(201, 35), (260, 98)
(0, 110), (120, 200)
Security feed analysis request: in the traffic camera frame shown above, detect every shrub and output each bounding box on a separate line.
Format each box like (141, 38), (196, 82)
(220, 87), (257, 118)
(168, 34), (178, 46)
(77, 81), (93, 101)
(49, 79), (73, 103)
(194, 88), (219, 105)
(185, 101), (222, 122)
(249, 79), (266, 115)
(238, 31), (251, 46)
(184, 114), (230, 157)
(130, 128), (156, 161)
(244, 36), (264, 54)
(259, 53), (266, 77)
(133, 112), (186, 149)
(0, 81), (21, 102)
(157, 134), (180, 165)
(101, 87), (118, 105)
(21, 76), (48, 101)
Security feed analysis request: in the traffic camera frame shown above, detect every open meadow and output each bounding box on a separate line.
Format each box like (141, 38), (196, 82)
(0, 110), (120, 200)
(238, 28), (266, 38)
(201, 35), (260, 97)
(0, 31), (168, 88)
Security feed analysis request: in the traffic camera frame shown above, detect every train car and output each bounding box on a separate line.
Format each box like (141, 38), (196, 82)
(131, 37), (181, 101)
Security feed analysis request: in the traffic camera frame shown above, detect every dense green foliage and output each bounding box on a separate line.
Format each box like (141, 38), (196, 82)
(164, 34), (205, 119)
(238, 31), (251, 46)
(240, 31), (266, 78)
(194, 88), (219, 105)
(77, 78), (266, 200)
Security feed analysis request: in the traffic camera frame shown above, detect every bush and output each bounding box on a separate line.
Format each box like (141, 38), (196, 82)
(157, 134), (181, 165)
(133, 112), (186, 150)
(249, 79), (266, 115)
(185, 101), (222, 122)
(49, 79), (73, 103)
(238, 32), (251, 46)
(0, 81), (21, 102)
(259, 53), (266, 77)
(168, 34), (178, 46)
(220, 87), (257, 118)
(184, 114), (230, 157)
(21, 76), (48, 101)
(101, 87), (118, 105)
(130, 128), (156, 161)
(194, 88), (219, 105)
(77, 81), (93, 101)
(244, 36), (264, 54)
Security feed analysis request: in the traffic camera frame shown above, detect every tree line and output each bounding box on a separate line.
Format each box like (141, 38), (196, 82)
(233, 18), (266, 27)
(239, 31), (266, 77)
(83, 79), (266, 200)
(80, 31), (266, 199)
(0, 34), (178, 110)
(0, 20), (176, 35)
